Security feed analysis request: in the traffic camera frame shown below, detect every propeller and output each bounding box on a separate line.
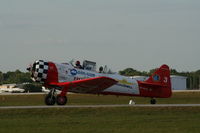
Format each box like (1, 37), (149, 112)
(26, 62), (35, 78)
(26, 63), (32, 72)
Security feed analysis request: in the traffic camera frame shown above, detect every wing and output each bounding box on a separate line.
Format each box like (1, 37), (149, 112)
(49, 76), (118, 93)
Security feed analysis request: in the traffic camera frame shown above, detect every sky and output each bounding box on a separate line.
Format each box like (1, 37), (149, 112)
(0, 0), (199, 72)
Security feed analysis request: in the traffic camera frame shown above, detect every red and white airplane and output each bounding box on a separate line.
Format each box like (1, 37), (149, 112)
(27, 60), (172, 105)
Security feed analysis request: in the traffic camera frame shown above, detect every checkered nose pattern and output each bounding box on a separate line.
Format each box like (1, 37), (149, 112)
(32, 60), (49, 83)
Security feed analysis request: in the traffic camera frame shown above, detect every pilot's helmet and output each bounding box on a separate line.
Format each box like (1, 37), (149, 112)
(76, 61), (80, 66)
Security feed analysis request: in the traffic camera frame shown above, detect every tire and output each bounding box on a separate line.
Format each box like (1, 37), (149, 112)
(150, 99), (156, 104)
(45, 95), (56, 105)
(56, 96), (67, 105)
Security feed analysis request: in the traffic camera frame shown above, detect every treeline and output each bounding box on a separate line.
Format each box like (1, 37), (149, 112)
(0, 70), (32, 85)
(119, 68), (200, 89)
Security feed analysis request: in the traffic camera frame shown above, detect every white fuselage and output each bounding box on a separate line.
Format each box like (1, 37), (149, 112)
(55, 63), (140, 95)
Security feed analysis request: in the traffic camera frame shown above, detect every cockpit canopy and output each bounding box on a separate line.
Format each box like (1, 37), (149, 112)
(70, 59), (115, 74)
(83, 60), (96, 71)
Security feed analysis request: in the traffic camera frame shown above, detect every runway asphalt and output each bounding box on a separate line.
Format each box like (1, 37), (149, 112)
(1, 104), (200, 109)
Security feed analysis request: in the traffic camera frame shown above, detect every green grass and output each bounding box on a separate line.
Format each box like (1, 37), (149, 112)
(0, 92), (200, 106)
(0, 107), (200, 133)
(0, 92), (200, 133)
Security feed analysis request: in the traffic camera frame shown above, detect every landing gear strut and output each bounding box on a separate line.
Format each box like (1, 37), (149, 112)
(45, 89), (56, 105)
(150, 98), (156, 104)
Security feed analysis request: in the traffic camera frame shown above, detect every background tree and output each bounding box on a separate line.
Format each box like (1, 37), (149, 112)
(0, 71), (3, 85)
(0, 70), (32, 84)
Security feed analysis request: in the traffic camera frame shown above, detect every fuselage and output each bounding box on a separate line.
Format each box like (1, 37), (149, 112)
(48, 62), (140, 96)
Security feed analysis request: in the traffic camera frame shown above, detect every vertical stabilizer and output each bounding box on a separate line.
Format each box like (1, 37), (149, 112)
(138, 64), (172, 98)
(146, 64), (171, 88)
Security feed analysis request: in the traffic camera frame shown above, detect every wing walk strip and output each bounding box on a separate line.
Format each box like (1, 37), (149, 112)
(1, 104), (200, 109)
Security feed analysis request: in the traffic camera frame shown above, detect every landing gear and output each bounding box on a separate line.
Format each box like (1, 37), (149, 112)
(44, 88), (68, 106)
(56, 95), (68, 105)
(45, 95), (56, 105)
(150, 98), (156, 104)
(45, 89), (56, 105)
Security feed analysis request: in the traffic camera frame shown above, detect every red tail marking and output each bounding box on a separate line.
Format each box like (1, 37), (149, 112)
(138, 64), (172, 98)
(146, 64), (171, 88)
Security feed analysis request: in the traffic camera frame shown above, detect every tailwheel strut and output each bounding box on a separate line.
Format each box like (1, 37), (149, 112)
(129, 99), (135, 105)
(150, 98), (156, 104)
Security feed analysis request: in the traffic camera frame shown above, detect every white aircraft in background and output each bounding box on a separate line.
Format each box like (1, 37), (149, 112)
(0, 88), (25, 93)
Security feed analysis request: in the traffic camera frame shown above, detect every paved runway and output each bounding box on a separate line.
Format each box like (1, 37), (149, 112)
(1, 104), (200, 109)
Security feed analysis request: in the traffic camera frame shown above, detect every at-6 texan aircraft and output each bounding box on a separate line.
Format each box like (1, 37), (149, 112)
(27, 60), (172, 105)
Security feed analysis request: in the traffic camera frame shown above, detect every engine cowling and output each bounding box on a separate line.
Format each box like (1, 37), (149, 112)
(28, 60), (49, 83)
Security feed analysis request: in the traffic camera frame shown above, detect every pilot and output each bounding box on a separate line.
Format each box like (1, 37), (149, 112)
(75, 61), (83, 69)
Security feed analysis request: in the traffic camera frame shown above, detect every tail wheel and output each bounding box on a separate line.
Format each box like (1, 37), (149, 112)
(56, 96), (67, 105)
(45, 95), (56, 105)
(150, 98), (156, 104)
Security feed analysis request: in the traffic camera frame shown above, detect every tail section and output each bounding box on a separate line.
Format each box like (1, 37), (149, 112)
(146, 64), (171, 88)
(138, 64), (172, 98)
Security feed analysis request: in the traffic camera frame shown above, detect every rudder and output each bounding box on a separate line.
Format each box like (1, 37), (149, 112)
(146, 65), (171, 86)
(145, 64), (172, 97)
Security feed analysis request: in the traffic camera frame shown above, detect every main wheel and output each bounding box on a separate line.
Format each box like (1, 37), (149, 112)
(45, 95), (56, 105)
(56, 95), (67, 105)
(150, 99), (156, 104)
